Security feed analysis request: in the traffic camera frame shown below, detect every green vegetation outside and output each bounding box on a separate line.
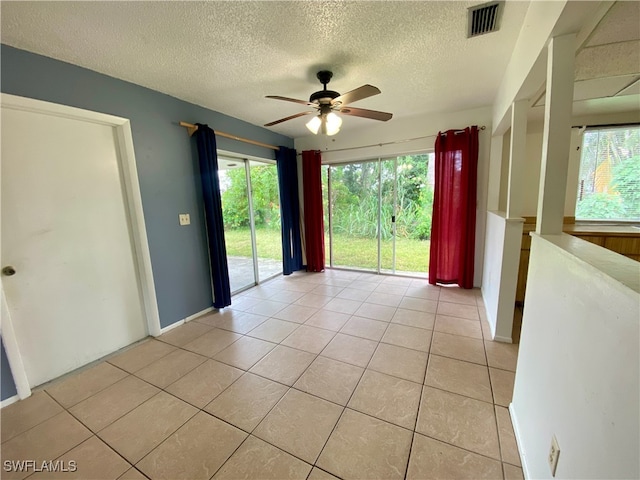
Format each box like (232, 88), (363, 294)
(221, 156), (433, 274)
(224, 227), (282, 260)
(224, 228), (430, 273)
(576, 127), (640, 221)
(331, 234), (430, 273)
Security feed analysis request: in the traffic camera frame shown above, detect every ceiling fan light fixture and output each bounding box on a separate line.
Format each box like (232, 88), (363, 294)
(325, 112), (342, 136)
(265, 70), (392, 131)
(306, 115), (322, 134)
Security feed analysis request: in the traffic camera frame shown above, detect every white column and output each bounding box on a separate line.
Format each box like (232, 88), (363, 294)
(487, 134), (504, 212)
(489, 99), (528, 342)
(506, 100), (528, 219)
(536, 34), (576, 234)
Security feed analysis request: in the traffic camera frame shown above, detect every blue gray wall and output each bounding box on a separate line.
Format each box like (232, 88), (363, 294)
(1, 339), (18, 401)
(0, 45), (294, 400)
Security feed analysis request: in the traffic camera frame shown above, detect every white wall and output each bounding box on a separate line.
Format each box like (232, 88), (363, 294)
(511, 233), (640, 479)
(481, 212), (523, 342)
(498, 130), (510, 213)
(492, 1), (569, 134)
(481, 212), (505, 336)
(521, 127), (542, 215)
(295, 106), (493, 287)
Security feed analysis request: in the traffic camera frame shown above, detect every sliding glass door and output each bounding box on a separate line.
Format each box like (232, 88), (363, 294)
(379, 159), (396, 273)
(324, 154), (433, 277)
(391, 154), (432, 275)
(249, 163), (283, 282)
(218, 157), (282, 294)
(327, 161), (380, 271)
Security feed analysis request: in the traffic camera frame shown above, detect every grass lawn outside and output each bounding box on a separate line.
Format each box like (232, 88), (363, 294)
(332, 235), (429, 273)
(224, 227), (430, 274)
(223, 227), (282, 260)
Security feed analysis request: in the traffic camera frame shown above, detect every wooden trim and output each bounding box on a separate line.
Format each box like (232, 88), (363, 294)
(522, 216), (575, 225)
(516, 225), (640, 302)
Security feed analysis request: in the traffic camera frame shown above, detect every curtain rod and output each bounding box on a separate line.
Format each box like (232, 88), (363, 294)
(303, 125), (486, 155)
(179, 121), (280, 151)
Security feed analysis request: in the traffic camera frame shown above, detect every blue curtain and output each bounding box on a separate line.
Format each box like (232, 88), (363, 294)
(194, 124), (231, 308)
(276, 146), (304, 275)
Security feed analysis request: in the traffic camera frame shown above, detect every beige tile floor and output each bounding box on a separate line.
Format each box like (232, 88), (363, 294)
(1, 270), (523, 480)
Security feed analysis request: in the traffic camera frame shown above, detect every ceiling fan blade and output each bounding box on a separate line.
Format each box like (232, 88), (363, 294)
(265, 95), (316, 106)
(339, 106), (393, 122)
(264, 111), (315, 127)
(333, 85), (381, 106)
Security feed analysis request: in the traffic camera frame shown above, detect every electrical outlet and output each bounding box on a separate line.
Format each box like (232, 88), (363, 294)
(548, 435), (560, 477)
(179, 213), (191, 226)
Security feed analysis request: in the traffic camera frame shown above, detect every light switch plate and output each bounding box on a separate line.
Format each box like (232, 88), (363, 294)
(179, 213), (190, 226)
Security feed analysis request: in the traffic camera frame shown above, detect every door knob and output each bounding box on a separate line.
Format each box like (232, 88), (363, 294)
(2, 266), (16, 276)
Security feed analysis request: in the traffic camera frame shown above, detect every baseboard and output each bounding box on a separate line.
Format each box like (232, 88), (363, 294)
(157, 307), (217, 336)
(159, 319), (185, 335)
(480, 290), (497, 340)
(184, 307), (215, 323)
(1, 394), (19, 408)
(494, 334), (513, 343)
(509, 403), (531, 479)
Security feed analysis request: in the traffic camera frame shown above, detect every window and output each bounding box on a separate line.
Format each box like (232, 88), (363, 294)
(323, 154), (434, 275)
(576, 125), (640, 222)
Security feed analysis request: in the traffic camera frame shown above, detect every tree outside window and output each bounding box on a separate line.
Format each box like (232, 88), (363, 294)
(576, 126), (640, 221)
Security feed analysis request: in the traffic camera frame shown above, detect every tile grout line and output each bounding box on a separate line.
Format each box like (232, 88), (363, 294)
(7, 270), (515, 480)
(419, 297), (507, 467)
(308, 280), (409, 464)
(127, 349), (322, 477)
(224, 293), (369, 473)
(30, 389), (144, 478)
(482, 296), (507, 479)
(231, 275), (513, 476)
(202, 283), (508, 405)
(309, 309), (386, 478)
(0, 390), (63, 445)
(74, 344), (256, 472)
(402, 300), (444, 480)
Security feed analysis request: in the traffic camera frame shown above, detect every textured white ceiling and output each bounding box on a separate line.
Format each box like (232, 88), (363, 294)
(586, 0), (640, 47)
(0, 1), (531, 138)
(576, 41), (640, 81)
(530, 1), (640, 117)
(3, 1), (638, 138)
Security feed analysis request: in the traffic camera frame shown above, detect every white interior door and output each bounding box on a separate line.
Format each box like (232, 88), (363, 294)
(1, 104), (148, 387)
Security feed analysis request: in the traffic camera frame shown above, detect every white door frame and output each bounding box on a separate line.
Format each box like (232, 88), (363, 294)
(0, 93), (161, 400)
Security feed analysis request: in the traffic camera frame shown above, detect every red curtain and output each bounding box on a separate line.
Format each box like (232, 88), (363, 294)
(302, 150), (325, 272)
(429, 126), (479, 289)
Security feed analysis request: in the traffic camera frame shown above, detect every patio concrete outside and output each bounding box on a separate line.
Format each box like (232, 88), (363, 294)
(227, 255), (428, 294)
(228, 255), (282, 293)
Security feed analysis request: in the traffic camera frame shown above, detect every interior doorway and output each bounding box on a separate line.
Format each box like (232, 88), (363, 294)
(324, 154), (434, 277)
(1, 94), (157, 391)
(218, 156), (282, 293)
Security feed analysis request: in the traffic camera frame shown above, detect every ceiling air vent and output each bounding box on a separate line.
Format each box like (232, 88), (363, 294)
(468, 1), (503, 38)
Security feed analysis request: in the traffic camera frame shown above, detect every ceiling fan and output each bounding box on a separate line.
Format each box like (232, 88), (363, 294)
(264, 70), (393, 136)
